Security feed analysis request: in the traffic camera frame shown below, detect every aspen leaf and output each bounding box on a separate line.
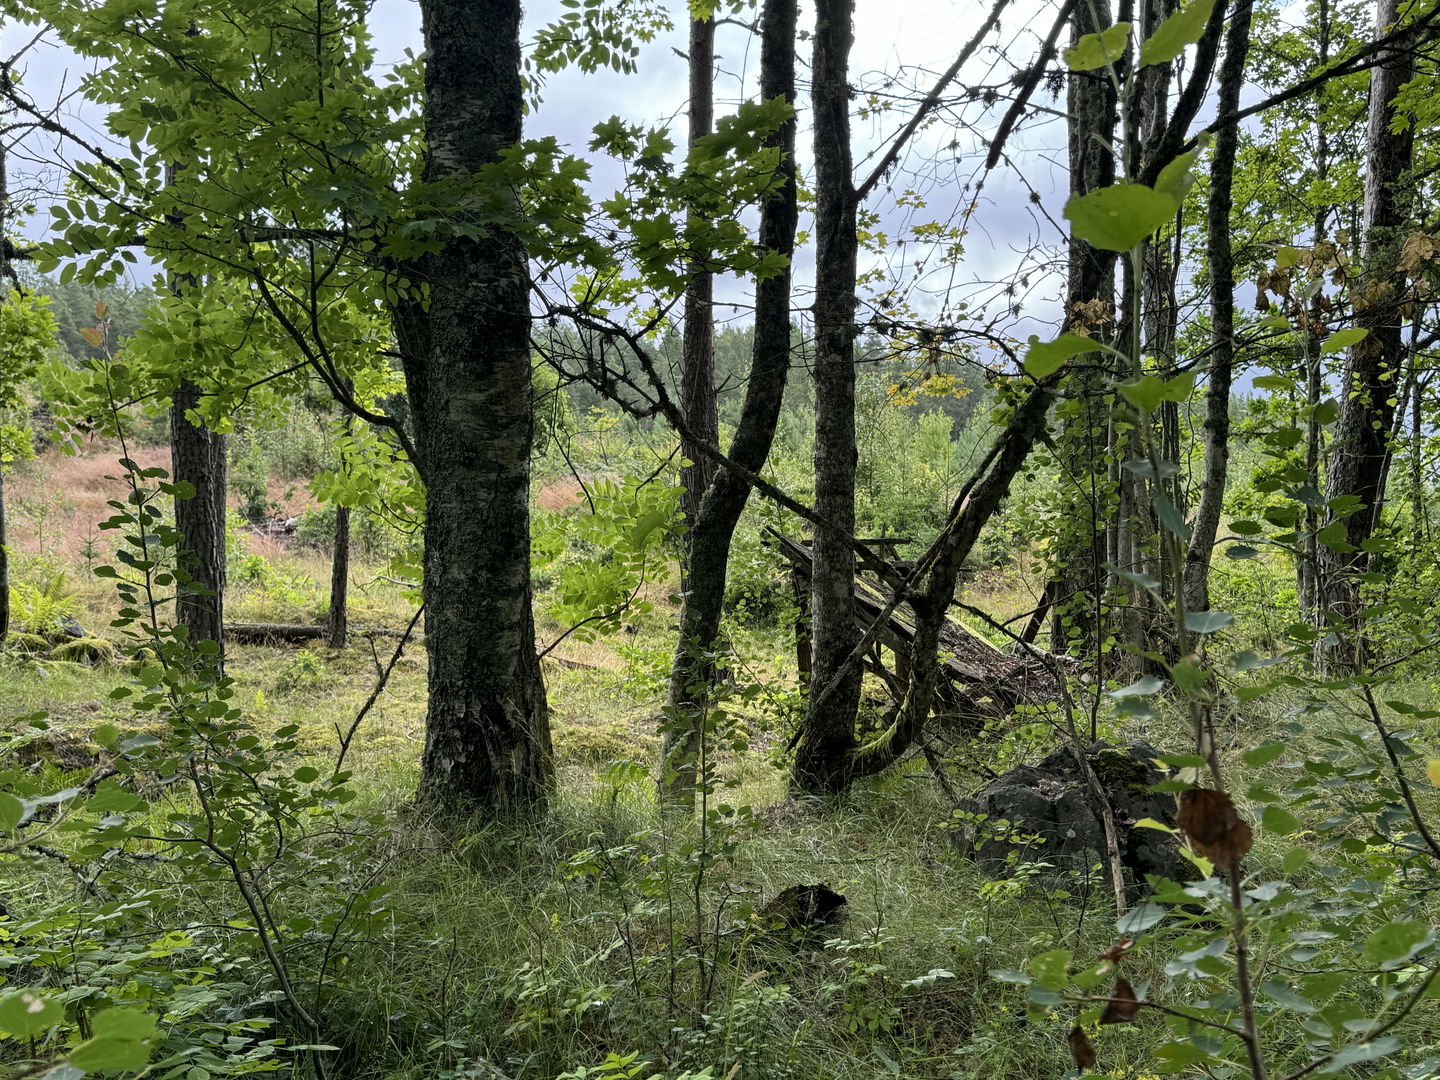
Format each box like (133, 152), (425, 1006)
(1066, 184), (1178, 252)
(79, 326), (105, 347)
(1139, 0), (1217, 65)
(1024, 333), (1102, 378)
(95, 300), (108, 319)
(0, 990), (62, 1038)
(1426, 759), (1440, 787)
(1064, 23), (1132, 70)
(1321, 327), (1367, 353)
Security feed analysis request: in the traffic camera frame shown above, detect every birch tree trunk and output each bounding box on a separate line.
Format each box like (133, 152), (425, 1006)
(410, 0), (551, 814)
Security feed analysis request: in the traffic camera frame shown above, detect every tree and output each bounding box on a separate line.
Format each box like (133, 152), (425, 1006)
(661, 0), (799, 800)
(1317, 0), (1416, 663)
(793, 0), (863, 795)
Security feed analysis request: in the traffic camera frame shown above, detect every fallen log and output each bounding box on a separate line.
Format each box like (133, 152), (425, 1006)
(226, 623), (426, 644)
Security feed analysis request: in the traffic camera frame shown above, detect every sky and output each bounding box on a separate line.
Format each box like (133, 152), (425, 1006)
(3, 0), (1094, 349)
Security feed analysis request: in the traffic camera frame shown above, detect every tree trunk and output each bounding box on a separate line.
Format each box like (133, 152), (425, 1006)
(327, 504), (350, 649)
(0, 464), (8, 643)
(409, 0), (551, 815)
(1317, 0), (1414, 662)
(794, 0), (862, 795)
(170, 378), (227, 656)
(1048, 0), (1118, 655)
(662, 0), (798, 801)
(1183, 0), (1255, 614)
(679, 11), (718, 540)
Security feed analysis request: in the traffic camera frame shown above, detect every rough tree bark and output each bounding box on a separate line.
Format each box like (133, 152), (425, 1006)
(1047, 0), (1118, 655)
(1317, 0), (1414, 662)
(169, 378), (227, 656)
(794, 0), (863, 795)
(327, 504), (350, 649)
(1183, 0), (1255, 614)
(406, 0), (551, 814)
(661, 0), (798, 801)
(679, 9), (719, 539)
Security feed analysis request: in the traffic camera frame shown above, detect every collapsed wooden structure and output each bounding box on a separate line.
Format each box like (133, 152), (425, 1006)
(768, 530), (1069, 736)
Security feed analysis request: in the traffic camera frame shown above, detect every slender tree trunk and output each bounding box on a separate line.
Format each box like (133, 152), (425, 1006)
(679, 11), (718, 540)
(410, 0), (551, 814)
(0, 464), (8, 643)
(1049, 0), (1118, 654)
(169, 378), (227, 655)
(662, 0), (798, 801)
(793, 0), (862, 796)
(1317, 0), (1414, 662)
(1183, 0), (1255, 613)
(0, 81), (9, 646)
(327, 505), (350, 649)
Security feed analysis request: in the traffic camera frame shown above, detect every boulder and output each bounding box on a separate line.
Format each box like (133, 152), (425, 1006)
(954, 740), (1177, 893)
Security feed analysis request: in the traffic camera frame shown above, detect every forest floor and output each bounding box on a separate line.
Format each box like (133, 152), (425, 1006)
(4, 443), (1439, 1080)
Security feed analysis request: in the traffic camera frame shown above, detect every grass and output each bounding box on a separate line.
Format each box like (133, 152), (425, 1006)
(7, 446), (1440, 1080)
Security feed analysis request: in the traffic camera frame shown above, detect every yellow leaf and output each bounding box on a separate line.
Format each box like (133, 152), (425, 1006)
(79, 326), (104, 347)
(94, 300), (108, 320)
(1426, 760), (1440, 787)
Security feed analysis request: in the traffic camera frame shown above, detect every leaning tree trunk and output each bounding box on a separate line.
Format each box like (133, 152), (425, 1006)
(793, 0), (862, 796)
(409, 0), (551, 814)
(662, 0), (798, 802)
(1317, 0), (1414, 665)
(678, 9), (719, 541)
(169, 378), (227, 656)
(1183, 0), (1255, 614)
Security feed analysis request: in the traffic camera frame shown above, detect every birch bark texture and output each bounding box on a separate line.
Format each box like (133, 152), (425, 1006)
(409, 0), (552, 814)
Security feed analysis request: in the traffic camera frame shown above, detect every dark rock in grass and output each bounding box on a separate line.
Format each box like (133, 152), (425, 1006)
(953, 740), (1177, 894)
(755, 883), (848, 942)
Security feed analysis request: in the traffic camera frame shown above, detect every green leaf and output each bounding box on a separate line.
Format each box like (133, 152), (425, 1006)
(68, 1035), (153, 1072)
(1321, 1035), (1401, 1073)
(1262, 979), (1315, 1012)
(1118, 374), (1165, 412)
(1261, 806), (1300, 835)
(86, 779), (144, 814)
(1154, 496), (1192, 541)
(0, 990), (62, 1038)
(0, 792), (23, 832)
(1139, 0), (1217, 65)
(1066, 184), (1177, 252)
(1023, 333), (1102, 378)
(1064, 23), (1132, 70)
(1118, 902), (1167, 934)
(1321, 327), (1368, 354)
(1242, 743), (1286, 766)
(1184, 610), (1234, 634)
(1111, 675), (1165, 698)
(1030, 948), (1072, 990)
(1315, 521), (1357, 553)
(1363, 921), (1433, 965)
(293, 766), (321, 783)
(1154, 144), (1204, 203)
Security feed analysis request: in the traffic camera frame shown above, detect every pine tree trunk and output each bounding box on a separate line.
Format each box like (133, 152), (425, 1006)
(410, 0), (551, 815)
(1317, 0), (1414, 663)
(662, 0), (798, 802)
(170, 378), (227, 656)
(327, 504), (350, 649)
(794, 0), (862, 796)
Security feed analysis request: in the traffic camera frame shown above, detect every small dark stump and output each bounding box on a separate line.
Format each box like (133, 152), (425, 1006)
(953, 740), (1177, 894)
(755, 884), (847, 943)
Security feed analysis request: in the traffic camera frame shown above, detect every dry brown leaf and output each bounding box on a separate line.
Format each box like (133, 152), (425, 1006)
(1177, 788), (1253, 870)
(1097, 938), (1134, 963)
(1099, 977), (1141, 1025)
(1068, 1026), (1097, 1071)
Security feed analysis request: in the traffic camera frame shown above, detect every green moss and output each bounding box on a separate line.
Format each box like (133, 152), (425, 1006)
(1091, 746), (1150, 794)
(3, 632), (51, 655)
(49, 636), (118, 666)
(553, 718), (656, 765)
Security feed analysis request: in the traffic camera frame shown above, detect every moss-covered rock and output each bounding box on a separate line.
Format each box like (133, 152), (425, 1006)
(3, 632), (51, 656)
(50, 636), (118, 666)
